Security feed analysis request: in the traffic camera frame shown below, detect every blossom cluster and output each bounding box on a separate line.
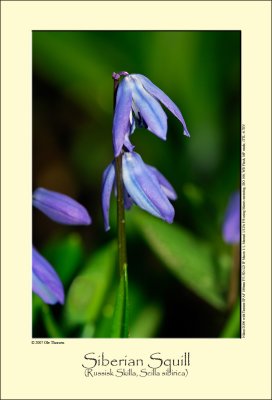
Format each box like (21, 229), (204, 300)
(102, 72), (190, 230)
(33, 72), (190, 305)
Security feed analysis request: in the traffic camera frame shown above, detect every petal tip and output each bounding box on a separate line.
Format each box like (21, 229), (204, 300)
(165, 211), (175, 224)
(82, 213), (92, 225)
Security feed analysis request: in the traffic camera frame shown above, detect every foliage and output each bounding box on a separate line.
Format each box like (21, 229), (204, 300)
(32, 31), (240, 338)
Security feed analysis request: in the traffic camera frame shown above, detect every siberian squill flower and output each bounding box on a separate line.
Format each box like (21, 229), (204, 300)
(222, 191), (240, 244)
(32, 187), (91, 305)
(102, 151), (177, 231)
(113, 73), (190, 156)
(32, 247), (65, 305)
(33, 187), (91, 225)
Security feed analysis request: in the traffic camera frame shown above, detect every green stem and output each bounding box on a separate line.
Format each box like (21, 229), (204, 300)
(115, 154), (127, 276)
(220, 298), (240, 338)
(111, 73), (129, 338)
(113, 76), (127, 277)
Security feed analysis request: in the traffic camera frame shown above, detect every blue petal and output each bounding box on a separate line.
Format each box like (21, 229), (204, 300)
(223, 191), (240, 244)
(134, 74), (190, 137)
(129, 110), (136, 135)
(123, 132), (135, 152)
(112, 76), (133, 156)
(33, 188), (91, 225)
(130, 76), (168, 140)
(122, 152), (174, 223)
(101, 162), (115, 231)
(147, 165), (177, 200)
(32, 247), (64, 305)
(123, 188), (134, 210)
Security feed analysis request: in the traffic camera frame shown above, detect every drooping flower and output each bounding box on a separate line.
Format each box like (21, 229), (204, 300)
(102, 151), (177, 231)
(223, 191), (240, 244)
(33, 187), (91, 225)
(32, 247), (64, 305)
(32, 187), (92, 304)
(113, 73), (190, 156)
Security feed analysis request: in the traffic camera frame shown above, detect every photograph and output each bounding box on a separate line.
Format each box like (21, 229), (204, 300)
(2, 1), (271, 398)
(32, 31), (241, 339)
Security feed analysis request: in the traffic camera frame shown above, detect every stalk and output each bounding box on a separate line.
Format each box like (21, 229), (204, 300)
(113, 76), (128, 276)
(110, 73), (129, 338)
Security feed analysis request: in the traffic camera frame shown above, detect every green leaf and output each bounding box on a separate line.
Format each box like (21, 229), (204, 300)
(42, 233), (85, 287)
(220, 299), (240, 338)
(41, 303), (63, 338)
(126, 282), (163, 338)
(130, 303), (162, 338)
(32, 293), (43, 328)
(91, 291), (115, 338)
(111, 265), (129, 338)
(81, 323), (96, 338)
(130, 209), (226, 310)
(65, 241), (117, 326)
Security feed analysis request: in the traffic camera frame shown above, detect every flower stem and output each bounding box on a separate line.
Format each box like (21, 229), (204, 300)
(113, 75), (127, 276)
(110, 74), (129, 338)
(115, 154), (127, 275)
(228, 244), (240, 309)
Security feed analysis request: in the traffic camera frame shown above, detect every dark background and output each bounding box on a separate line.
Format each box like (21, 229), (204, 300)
(32, 31), (241, 338)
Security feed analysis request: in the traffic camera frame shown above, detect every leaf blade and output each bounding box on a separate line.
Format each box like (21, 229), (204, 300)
(130, 209), (226, 310)
(111, 264), (129, 338)
(65, 241), (117, 326)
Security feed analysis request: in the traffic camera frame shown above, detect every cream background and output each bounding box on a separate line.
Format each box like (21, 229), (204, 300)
(1, 1), (271, 399)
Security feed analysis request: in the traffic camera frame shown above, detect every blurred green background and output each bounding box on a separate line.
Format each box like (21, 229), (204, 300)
(32, 31), (241, 338)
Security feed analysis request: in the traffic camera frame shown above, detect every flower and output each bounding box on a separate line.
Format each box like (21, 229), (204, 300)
(222, 191), (240, 244)
(113, 73), (190, 156)
(102, 151), (177, 231)
(32, 247), (64, 305)
(33, 187), (91, 225)
(32, 187), (91, 304)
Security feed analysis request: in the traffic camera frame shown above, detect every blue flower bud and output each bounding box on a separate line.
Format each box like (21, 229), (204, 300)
(32, 247), (64, 305)
(33, 188), (91, 225)
(101, 162), (116, 231)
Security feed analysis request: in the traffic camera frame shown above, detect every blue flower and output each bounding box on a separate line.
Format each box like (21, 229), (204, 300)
(102, 151), (177, 231)
(33, 188), (92, 304)
(113, 73), (190, 156)
(223, 191), (240, 244)
(33, 187), (91, 225)
(32, 247), (64, 305)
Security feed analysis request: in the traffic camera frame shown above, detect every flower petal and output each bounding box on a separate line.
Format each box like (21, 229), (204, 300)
(147, 165), (177, 200)
(129, 110), (136, 135)
(122, 152), (174, 223)
(134, 74), (190, 137)
(112, 76), (133, 156)
(223, 191), (240, 244)
(130, 76), (168, 140)
(123, 132), (135, 152)
(101, 162), (116, 231)
(33, 188), (91, 225)
(123, 187), (134, 210)
(32, 247), (64, 305)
